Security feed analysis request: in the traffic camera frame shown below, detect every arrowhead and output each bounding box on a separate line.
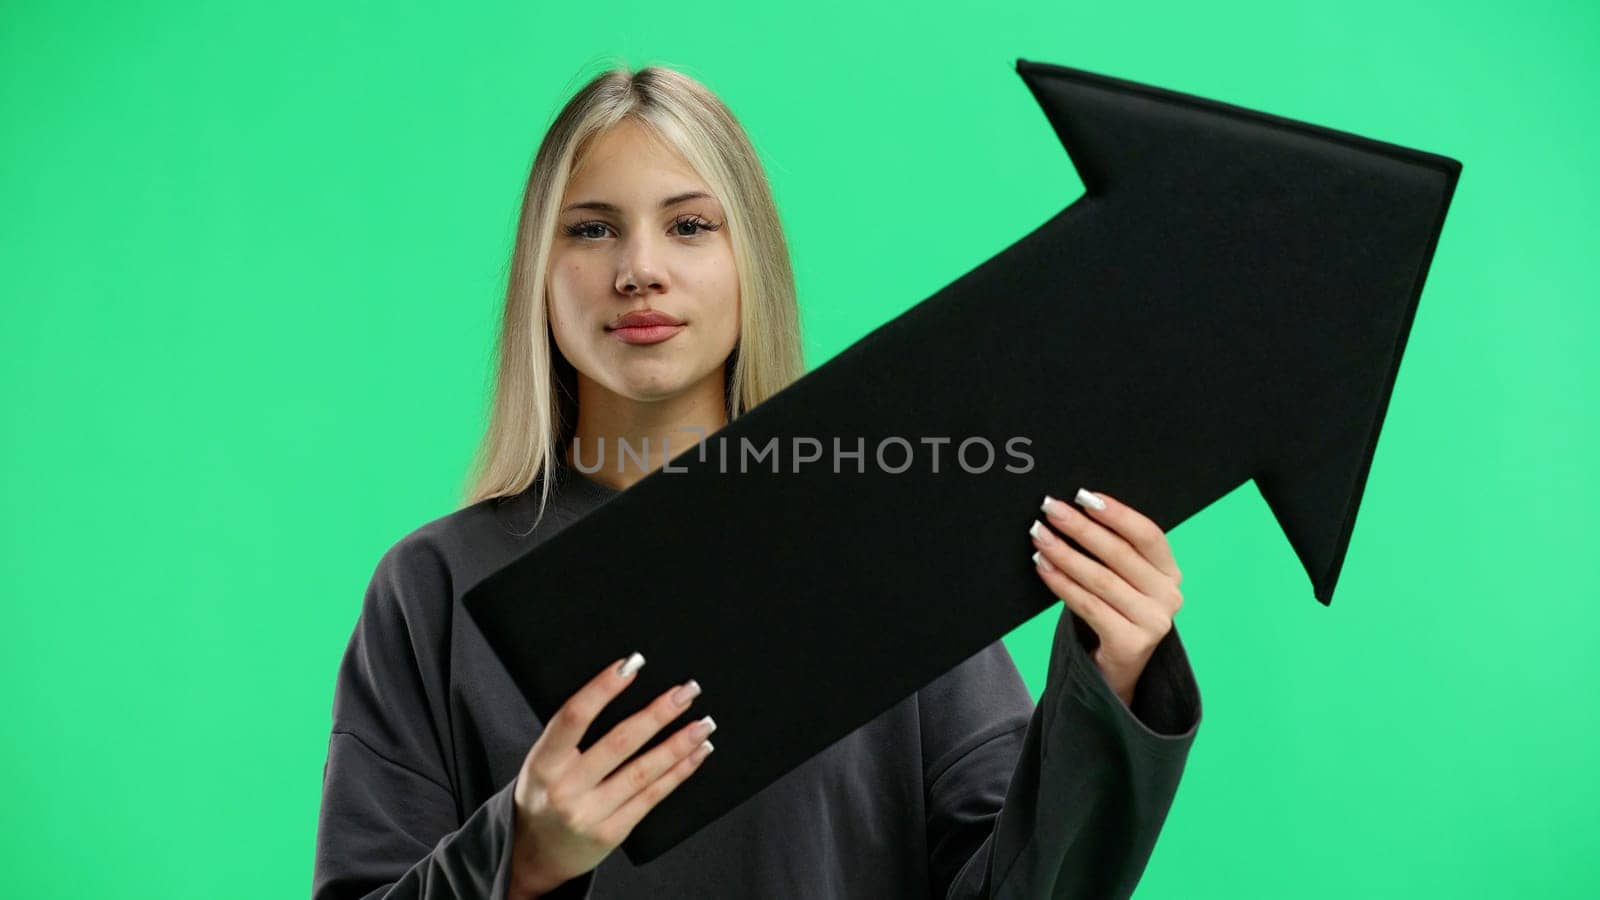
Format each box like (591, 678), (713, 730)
(1015, 58), (1462, 604)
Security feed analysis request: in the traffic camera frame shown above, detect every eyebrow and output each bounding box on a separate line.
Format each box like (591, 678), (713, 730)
(561, 191), (715, 215)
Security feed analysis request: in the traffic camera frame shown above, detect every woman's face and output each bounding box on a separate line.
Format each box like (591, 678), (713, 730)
(547, 119), (741, 410)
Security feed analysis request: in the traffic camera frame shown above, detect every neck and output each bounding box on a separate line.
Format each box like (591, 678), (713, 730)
(565, 370), (729, 492)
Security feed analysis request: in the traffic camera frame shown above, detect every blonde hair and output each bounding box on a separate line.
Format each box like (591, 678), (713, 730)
(463, 62), (805, 526)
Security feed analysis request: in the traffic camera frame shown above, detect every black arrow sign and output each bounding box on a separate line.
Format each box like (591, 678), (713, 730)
(464, 58), (1461, 864)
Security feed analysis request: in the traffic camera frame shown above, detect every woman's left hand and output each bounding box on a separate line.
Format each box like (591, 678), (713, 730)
(1029, 488), (1185, 707)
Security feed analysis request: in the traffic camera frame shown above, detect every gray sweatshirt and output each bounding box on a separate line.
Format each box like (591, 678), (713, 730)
(312, 463), (1202, 899)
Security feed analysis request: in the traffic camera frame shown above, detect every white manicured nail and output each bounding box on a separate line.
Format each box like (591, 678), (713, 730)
(1032, 550), (1056, 573)
(1040, 495), (1059, 516)
(672, 679), (702, 707)
(618, 652), (646, 677)
(1075, 488), (1106, 511)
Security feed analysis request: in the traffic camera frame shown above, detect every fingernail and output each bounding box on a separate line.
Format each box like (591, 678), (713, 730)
(1028, 519), (1052, 542)
(1041, 494), (1059, 516)
(618, 652), (646, 677)
(1075, 488), (1106, 511)
(672, 679), (702, 707)
(693, 740), (715, 762)
(1033, 550), (1057, 573)
(692, 715), (717, 739)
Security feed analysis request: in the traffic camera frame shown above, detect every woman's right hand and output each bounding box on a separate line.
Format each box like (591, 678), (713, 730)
(507, 653), (716, 899)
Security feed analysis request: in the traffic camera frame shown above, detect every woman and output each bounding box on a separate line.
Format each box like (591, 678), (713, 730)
(312, 64), (1201, 899)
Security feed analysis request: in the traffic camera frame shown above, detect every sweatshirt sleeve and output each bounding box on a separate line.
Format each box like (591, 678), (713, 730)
(923, 605), (1202, 900)
(311, 538), (600, 900)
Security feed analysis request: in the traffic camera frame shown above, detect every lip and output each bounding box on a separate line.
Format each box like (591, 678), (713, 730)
(608, 309), (684, 330)
(606, 309), (685, 345)
(610, 323), (684, 345)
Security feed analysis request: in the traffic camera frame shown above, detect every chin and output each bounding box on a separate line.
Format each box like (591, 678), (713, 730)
(611, 370), (693, 401)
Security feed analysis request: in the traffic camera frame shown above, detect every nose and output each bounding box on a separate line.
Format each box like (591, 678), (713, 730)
(616, 243), (666, 296)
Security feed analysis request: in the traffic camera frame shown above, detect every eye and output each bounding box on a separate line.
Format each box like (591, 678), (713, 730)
(561, 216), (723, 242)
(563, 221), (611, 240)
(672, 215), (722, 238)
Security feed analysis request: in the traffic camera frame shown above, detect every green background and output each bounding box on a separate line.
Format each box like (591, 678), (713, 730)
(3, 1), (1595, 896)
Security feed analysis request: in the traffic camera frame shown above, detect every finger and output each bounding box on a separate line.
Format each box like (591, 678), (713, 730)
(1031, 525), (1162, 630)
(564, 677), (705, 791)
(1069, 488), (1183, 586)
(1032, 550), (1140, 647)
(587, 712), (718, 819)
(529, 652), (647, 774)
(596, 737), (716, 845)
(1038, 494), (1171, 600)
